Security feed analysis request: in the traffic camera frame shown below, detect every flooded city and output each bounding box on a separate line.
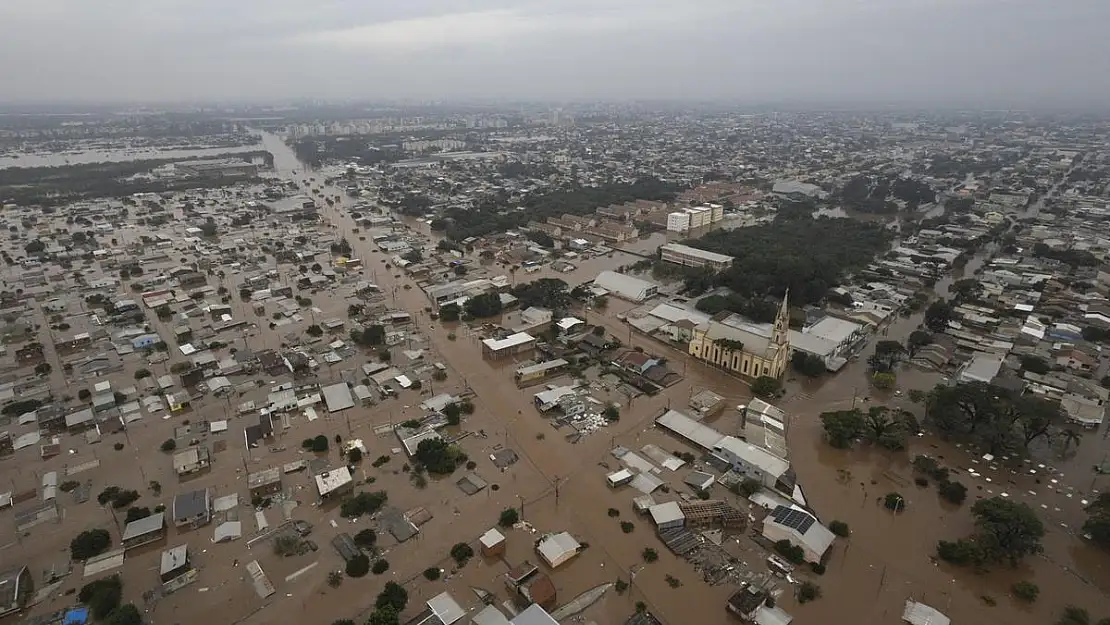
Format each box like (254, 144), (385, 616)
(3, 94), (1110, 625)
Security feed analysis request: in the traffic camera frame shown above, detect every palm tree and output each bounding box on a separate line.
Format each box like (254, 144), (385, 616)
(327, 571), (343, 588)
(1060, 429), (1082, 457)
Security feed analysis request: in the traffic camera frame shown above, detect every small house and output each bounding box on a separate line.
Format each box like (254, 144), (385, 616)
(171, 489), (212, 528)
(122, 512), (166, 550)
(160, 544), (191, 582)
(479, 528), (506, 558)
(535, 532), (581, 569)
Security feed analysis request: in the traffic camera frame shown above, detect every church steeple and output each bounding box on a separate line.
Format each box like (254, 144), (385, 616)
(772, 290), (790, 347)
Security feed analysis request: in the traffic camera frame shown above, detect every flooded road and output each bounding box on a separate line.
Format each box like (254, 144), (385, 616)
(255, 133), (1110, 625)
(0, 142), (267, 169)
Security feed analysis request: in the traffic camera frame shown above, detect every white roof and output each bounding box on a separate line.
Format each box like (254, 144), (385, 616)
(556, 317), (584, 330)
(479, 528), (506, 548)
(314, 466), (353, 496)
(210, 420), (228, 433)
(472, 605), (512, 625)
(649, 501), (685, 525)
(714, 436), (790, 478)
(482, 332), (535, 351)
(593, 270), (658, 300)
(213, 521), (242, 542)
(427, 592), (467, 625)
(606, 468), (634, 484)
(322, 382), (355, 413)
(536, 531), (580, 565)
(805, 315), (862, 344)
(902, 601), (951, 625)
(660, 242), (734, 264)
(511, 604), (560, 625)
(122, 512), (165, 540)
(160, 544), (189, 575)
(655, 409), (726, 450)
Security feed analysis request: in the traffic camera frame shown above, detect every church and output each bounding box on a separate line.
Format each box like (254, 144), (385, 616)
(687, 293), (791, 379)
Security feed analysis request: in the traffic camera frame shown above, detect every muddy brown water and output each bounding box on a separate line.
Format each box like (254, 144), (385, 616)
(103, 133), (1099, 625)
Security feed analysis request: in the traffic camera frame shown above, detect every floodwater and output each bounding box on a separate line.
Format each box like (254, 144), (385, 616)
(243, 133), (1110, 625)
(0, 142), (267, 169)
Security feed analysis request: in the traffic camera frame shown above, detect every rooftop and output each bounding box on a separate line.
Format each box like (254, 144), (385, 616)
(122, 511), (165, 541)
(314, 466), (353, 496)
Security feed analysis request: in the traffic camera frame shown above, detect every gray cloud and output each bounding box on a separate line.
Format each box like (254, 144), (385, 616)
(1, 0), (1107, 106)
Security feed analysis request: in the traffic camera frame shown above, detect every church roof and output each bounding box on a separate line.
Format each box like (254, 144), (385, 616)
(701, 320), (772, 353)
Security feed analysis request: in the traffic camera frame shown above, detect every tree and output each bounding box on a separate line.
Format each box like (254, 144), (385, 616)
(591, 325), (606, 336)
(1083, 493), (1110, 548)
(414, 438), (464, 475)
(79, 576), (123, 620)
(924, 300), (952, 332)
(884, 492), (906, 512)
(499, 508), (520, 528)
(451, 542), (475, 565)
(104, 603), (142, 625)
(936, 539), (982, 566)
(376, 581), (408, 612)
(340, 491), (388, 518)
(927, 382), (1063, 455)
(134, 369), (151, 380)
(863, 406), (909, 450)
(603, 404), (620, 422)
(1011, 581), (1039, 603)
(820, 409), (864, 448)
(906, 330), (933, 358)
(791, 351), (826, 377)
(1020, 354), (1050, 375)
(439, 303), (460, 322)
(372, 559), (390, 574)
(354, 529), (377, 549)
(750, 375), (780, 398)
(345, 554), (370, 577)
(642, 548), (659, 563)
(946, 497), (1044, 567)
(347, 447), (363, 464)
(71, 528), (111, 560)
(367, 606), (400, 625)
(774, 540), (805, 564)
(938, 480), (968, 505)
(444, 402), (461, 426)
(351, 324), (386, 347)
(797, 581), (822, 604)
(161, 438), (176, 452)
(453, 265), (468, 276)
(464, 292), (502, 318)
(829, 520), (850, 537)
(734, 477), (762, 498)
(868, 340), (905, 373)
(1056, 606), (1091, 625)
(306, 324), (323, 337)
(423, 567), (441, 580)
(124, 507), (151, 523)
(34, 362), (52, 376)
(311, 434), (329, 452)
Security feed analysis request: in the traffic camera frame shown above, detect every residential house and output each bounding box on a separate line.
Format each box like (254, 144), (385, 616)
(761, 505), (835, 563)
(171, 489), (212, 528)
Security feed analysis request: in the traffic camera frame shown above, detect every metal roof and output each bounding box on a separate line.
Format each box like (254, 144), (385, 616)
(322, 382), (355, 413)
(122, 511), (165, 540)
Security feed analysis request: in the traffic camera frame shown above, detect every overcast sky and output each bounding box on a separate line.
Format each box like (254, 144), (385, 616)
(1, 0), (1107, 106)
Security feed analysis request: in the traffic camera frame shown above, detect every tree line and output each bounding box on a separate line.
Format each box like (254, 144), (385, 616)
(685, 212), (890, 306)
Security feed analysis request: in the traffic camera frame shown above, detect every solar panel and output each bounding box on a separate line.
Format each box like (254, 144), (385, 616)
(772, 506), (816, 533)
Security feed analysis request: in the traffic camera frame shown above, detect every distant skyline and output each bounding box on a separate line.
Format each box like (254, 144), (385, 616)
(2, 0), (1108, 107)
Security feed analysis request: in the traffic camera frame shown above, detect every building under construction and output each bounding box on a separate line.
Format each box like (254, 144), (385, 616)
(678, 500), (747, 530)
